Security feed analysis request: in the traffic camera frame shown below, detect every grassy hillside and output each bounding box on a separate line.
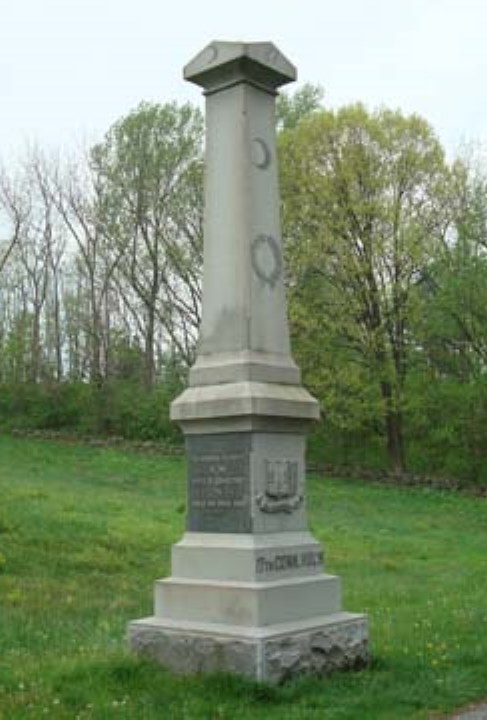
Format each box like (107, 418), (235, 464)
(0, 435), (485, 719)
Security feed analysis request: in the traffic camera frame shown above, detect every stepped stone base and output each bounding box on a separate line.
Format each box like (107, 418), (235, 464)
(128, 613), (368, 683)
(128, 534), (369, 682)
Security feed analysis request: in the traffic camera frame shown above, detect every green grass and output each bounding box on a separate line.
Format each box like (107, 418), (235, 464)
(0, 434), (485, 719)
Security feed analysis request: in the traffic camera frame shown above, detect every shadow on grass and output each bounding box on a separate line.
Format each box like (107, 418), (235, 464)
(53, 655), (288, 708)
(52, 653), (381, 719)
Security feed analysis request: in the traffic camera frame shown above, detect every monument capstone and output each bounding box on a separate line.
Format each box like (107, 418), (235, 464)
(128, 40), (369, 682)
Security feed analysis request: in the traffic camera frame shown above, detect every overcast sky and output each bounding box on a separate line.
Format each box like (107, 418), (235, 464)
(1, 0), (486, 161)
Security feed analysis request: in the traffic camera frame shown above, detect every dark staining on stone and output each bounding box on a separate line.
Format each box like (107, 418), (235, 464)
(251, 137), (272, 169)
(251, 234), (282, 288)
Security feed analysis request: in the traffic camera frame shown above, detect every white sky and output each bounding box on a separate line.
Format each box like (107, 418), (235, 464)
(1, 0), (486, 161)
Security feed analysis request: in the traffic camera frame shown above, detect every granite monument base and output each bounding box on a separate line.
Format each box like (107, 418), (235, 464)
(128, 613), (368, 683)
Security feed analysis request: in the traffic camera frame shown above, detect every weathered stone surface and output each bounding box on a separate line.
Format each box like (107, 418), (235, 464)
(128, 615), (368, 683)
(154, 574), (341, 627)
(173, 42), (304, 401)
(170, 39), (320, 431)
(184, 41), (297, 94)
(171, 378), (319, 431)
(171, 531), (324, 582)
(450, 703), (487, 720)
(189, 350), (301, 387)
(263, 619), (369, 682)
(129, 623), (258, 677)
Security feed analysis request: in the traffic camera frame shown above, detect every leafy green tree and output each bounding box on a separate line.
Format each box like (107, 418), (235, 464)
(421, 169), (487, 376)
(404, 166), (487, 482)
(91, 101), (204, 387)
(0, 313), (33, 383)
(276, 83), (324, 131)
(280, 104), (455, 471)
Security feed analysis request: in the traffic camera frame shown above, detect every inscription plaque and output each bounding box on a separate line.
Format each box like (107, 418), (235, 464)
(187, 434), (251, 532)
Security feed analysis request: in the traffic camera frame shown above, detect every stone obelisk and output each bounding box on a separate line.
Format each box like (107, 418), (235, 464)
(128, 41), (368, 682)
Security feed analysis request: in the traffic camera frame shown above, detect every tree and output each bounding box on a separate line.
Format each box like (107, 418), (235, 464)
(276, 83), (324, 131)
(45, 148), (126, 385)
(0, 153), (67, 384)
(280, 104), (455, 471)
(91, 101), (204, 386)
(432, 169), (487, 371)
(0, 165), (30, 275)
(404, 162), (487, 481)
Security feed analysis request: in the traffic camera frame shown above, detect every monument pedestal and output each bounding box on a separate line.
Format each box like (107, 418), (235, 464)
(128, 419), (369, 681)
(129, 531), (368, 682)
(128, 40), (369, 681)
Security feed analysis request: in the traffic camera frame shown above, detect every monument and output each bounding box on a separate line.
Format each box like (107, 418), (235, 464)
(128, 40), (369, 682)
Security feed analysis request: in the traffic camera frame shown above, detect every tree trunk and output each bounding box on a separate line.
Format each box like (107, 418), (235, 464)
(144, 310), (155, 389)
(53, 275), (63, 382)
(31, 306), (41, 383)
(381, 381), (405, 473)
(91, 328), (103, 387)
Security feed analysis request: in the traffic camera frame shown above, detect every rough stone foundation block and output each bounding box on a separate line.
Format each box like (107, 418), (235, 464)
(128, 613), (369, 683)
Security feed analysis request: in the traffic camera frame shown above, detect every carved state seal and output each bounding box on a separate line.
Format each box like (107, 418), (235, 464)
(256, 459), (303, 513)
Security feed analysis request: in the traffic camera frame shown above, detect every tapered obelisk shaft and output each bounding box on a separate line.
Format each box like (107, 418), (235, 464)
(191, 44), (293, 363)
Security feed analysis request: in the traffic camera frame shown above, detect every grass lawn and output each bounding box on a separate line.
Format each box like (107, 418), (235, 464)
(0, 434), (486, 719)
